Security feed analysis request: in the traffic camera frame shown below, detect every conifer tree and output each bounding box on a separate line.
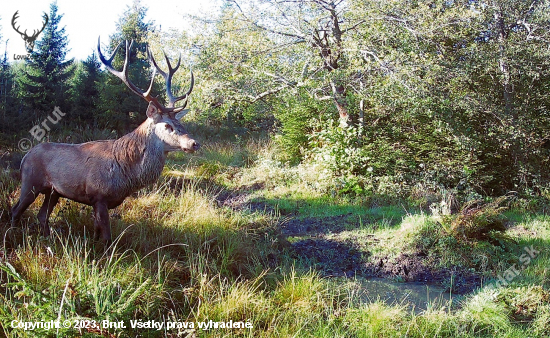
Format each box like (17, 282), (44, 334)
(0, 24), (18, 133)
(69, 52), (103, 126)
(18, 2), (74, 121)
(98, 0), (156, 133)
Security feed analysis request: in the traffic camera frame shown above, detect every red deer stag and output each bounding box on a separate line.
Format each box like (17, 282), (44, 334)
(11, 38), (199, 242)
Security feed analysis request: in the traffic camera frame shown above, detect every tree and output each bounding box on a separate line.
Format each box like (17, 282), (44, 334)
(460, 0), (550, 193)
(189, 0), (368, 159)
(98, 0), (157, 133)
(0, 19), (23, 135)
(190, 3), (282, 128)
(346, 0), (550, 194)
(17, 1), (74, 121)
(194, 0), (550, 194)
(0, 41), (16, 133)
(69, 52), (104, 126)
(205, 0), (366, 123)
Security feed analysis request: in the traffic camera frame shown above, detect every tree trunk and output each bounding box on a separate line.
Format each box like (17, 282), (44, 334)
(495, 9), (513, 119)
(330, 79), (349, 126)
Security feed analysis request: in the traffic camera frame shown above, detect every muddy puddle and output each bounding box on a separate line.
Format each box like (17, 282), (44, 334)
(218, 194), (477, 311)
(354, 277), (464, 313)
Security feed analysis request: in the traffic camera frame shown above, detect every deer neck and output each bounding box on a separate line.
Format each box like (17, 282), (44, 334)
(113, 119), (167, 190)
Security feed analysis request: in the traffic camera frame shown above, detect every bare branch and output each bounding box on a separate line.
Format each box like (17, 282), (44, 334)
(342, 19), (366, 34)
(243, 65), (298, 86)
(240, 84), (291, 103)
(313, 92), (333, 101)
(380, 15), (419, 36)
(228, 0), (306, 40)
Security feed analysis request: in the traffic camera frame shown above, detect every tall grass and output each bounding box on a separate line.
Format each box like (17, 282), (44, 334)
(1, 139), (549, 337)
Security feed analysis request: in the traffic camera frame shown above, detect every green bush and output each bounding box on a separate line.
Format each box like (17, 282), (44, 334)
(273, 93), (326, 164)
(412, 197), (516, 271)
(308, 118), (371, 177)
(447, 197), (509, 242)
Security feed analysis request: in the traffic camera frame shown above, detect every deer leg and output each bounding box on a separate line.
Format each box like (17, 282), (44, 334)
(93, 202), (111, 243)
(11, 185), (39, 226)
(37, 190), (60, 237)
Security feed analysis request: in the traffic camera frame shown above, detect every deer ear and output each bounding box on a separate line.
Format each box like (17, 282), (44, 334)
(146, 102), (161, 121)
(175, 109), (190, 120)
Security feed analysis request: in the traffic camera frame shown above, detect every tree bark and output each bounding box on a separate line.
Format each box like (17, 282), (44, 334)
(495, 9), (513, 119)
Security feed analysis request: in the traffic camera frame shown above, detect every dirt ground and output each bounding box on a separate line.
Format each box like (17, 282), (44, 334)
(217, 189), (484, 295)
(283, 216), (482, 294)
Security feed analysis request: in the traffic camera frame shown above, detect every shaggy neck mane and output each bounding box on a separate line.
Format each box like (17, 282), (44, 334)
(111, 119), (166, 191)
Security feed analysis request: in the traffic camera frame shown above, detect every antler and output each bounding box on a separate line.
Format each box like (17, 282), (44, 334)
(11, 11), (26, 37)
(97, 37), (160, 108)
(98, 37), (194, 114)
(148, 48), (194, 112)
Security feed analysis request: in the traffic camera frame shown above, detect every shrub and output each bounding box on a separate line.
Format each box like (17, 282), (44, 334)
(412, 197), (516, 271)
(273, 92), (326, 164)
(447, 197), (509, 242)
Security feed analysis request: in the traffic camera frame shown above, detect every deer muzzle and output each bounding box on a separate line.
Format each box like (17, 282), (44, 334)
(181, 137), (200, 153)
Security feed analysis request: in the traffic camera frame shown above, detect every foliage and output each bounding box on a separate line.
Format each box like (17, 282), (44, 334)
(96, 0), (158, 133)
(273, 92), (326, 163)
(447, 197), (509, 242)
(495, 286), (550, 323)
(412, 197), (516, 271)
(184, 0), (550, 197)
(1, 138), (550, 337)
(0, 46), (16, 134)
(310, 120), (370, 177)
(17, 2), (74, 120)
(68, 53), (104, 126)
(0, 0), (548, 196)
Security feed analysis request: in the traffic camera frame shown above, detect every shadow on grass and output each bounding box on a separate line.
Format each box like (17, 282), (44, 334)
(1, 201), (280, 279)
(0, 194), (285, 335)
(250, 194), (550, 297)
(0, 171), (284, 321)
(251, 193), (421, 231)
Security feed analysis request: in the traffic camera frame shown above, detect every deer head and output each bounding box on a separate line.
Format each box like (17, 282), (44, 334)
(11, 11), (48, 53)
(97, 37), (199, 153)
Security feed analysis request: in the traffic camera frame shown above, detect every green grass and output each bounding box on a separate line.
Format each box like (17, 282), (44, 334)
(1, 139), (549, 337)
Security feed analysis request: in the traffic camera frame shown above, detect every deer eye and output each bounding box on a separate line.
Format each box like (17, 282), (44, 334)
(165, 124), (174, 132)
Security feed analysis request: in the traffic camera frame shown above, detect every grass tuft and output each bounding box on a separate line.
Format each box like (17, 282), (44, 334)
(1, 139), (549, 337)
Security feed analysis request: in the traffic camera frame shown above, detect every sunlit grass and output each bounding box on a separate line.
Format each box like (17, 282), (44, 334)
(1, 139), (549, 337)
